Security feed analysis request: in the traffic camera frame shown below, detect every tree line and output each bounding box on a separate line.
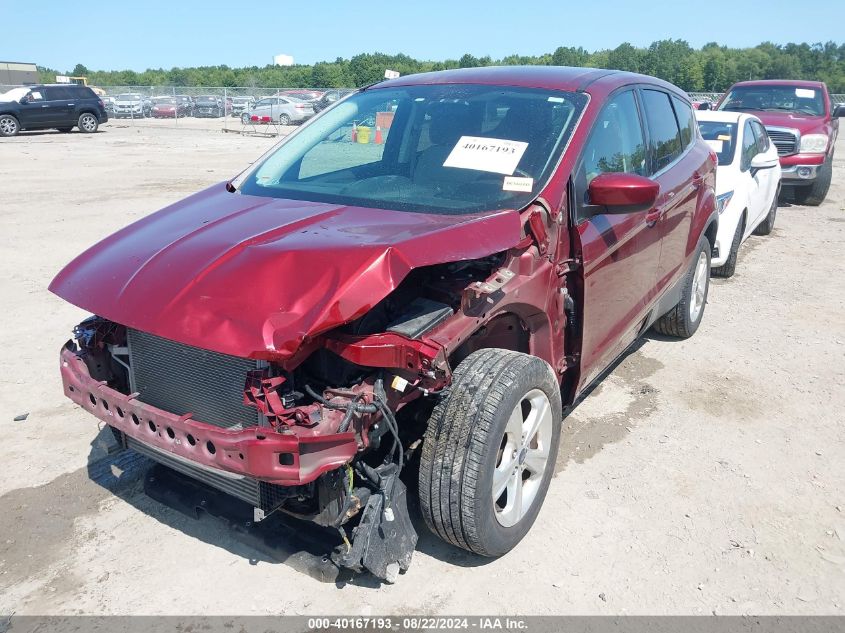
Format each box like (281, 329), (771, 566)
(41, 40), (845, 93)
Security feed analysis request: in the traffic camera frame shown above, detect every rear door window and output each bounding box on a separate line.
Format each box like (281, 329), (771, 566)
(44, 86), (73, 101)
(671, 96), (697, 149)
(642, 89), (683, 172)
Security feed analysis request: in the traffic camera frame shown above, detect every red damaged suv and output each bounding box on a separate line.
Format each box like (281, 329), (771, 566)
(51, 67), (717, 582)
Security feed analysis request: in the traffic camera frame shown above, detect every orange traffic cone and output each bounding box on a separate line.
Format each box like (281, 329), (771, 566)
(351, 122), (358, 143)
(374, 125), (383, 145)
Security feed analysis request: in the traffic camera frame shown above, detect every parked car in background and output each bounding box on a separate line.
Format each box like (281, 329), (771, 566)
(278, 89), (323, 102)
(0, 84), (108, 136)
(113, 93), (150, 118)
(51, 66), (717, 581)
(101, 96), (115, 115)
(230, 96), (255, 116)
(242, 96), (314, 125)
(716, 80), (843, 205)
(151, 97), (191, 118)
(174, 95), (195, 116)
(696, 111), (781, 277)
(313, 89), (352, 112)
(194, 95), (224, 118)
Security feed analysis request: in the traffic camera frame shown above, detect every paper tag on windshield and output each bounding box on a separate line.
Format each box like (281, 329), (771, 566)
(795, 88), (815, 98)
(503, 176), (533, 192)
(705, 139), (724, 153)
(443, 136), (528, 175)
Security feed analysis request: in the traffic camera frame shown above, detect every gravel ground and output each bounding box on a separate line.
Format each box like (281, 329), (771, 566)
(0, 122), (843, 616)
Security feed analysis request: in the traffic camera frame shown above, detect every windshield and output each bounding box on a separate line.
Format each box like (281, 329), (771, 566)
(0, 87), (30, 102)
(698, 121), (738, 166)
(117, 94), (140, 101)
(240, 84), (586, 215)
(719, 85), (825, 116)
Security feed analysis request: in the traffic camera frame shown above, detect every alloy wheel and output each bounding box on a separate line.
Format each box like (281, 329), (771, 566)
(492, 388), (553, 528)
(689, 251), (708, 322)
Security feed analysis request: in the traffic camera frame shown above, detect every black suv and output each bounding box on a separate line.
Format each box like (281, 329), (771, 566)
(0, 84), (108, 137)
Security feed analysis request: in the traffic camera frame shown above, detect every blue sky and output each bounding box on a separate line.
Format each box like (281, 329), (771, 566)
(5, 0), (844, 72)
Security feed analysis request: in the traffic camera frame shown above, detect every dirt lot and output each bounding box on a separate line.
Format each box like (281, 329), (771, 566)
(1, 122), (844, 616)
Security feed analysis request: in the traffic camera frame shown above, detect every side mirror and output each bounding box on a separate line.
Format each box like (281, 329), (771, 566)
(833, 104), (845, 118)
(750, 154), (779, 173)
(588, 173), (660, 214)
(697, 102), (711, 111)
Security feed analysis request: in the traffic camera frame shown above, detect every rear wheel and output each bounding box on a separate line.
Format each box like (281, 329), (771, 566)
(78, 113), (99, 133)
(419, 348), (562, 556)
(653, 236), (711, 338)
(712, 214), (743, 278)
(278, 114), (291, 126)
(0, 114), (20, 137)
(791, 157), (833, 206)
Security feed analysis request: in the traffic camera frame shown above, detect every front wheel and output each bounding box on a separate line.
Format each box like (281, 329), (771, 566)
(753, 191), (778, 236)
(0, 114), (20, 137)
(653, 236), (711, 338)
(712, 214), (743, 278)
(419, 348), (562, 556)
(78, 113), (99, 133)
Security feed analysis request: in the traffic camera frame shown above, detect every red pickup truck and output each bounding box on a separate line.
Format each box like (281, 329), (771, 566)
(51, 67), (717, 582)
(715, 79), (843, 206)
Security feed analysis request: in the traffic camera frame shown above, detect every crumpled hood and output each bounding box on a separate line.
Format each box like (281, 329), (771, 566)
(50, 183), (522, 359)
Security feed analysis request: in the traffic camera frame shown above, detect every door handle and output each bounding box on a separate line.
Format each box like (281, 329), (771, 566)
(67, 103), (74, 106)
(42, 104), (49, 107)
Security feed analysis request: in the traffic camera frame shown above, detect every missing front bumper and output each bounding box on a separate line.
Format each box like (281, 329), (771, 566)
(60, 345), (357, 486)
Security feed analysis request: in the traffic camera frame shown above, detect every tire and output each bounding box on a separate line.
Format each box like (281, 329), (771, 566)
(791, 157), (833, 206)
(652, 236), (711, 339)
(57, 127), (73, 133)
(753, 191), (778, 236)
(241, 113), (250, 124)
(419, 348), (562, 557)
(78, 113), (99, 133)
(278, 114), (291, 126)
(0, 114), (20, 137)
(712, 214), (743, 278)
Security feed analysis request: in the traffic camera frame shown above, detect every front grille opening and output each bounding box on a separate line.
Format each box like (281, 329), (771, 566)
(126, 329), (263, 430)
(279, 453), (294, 466)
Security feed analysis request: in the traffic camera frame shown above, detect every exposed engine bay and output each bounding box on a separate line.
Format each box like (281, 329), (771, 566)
(61, 253), (528, 582)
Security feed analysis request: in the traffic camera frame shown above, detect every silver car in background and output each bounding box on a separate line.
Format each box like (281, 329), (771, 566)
(230, 96), (255, 117)
(113, 94), (150, 118)
(241, 96), (314, 125)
